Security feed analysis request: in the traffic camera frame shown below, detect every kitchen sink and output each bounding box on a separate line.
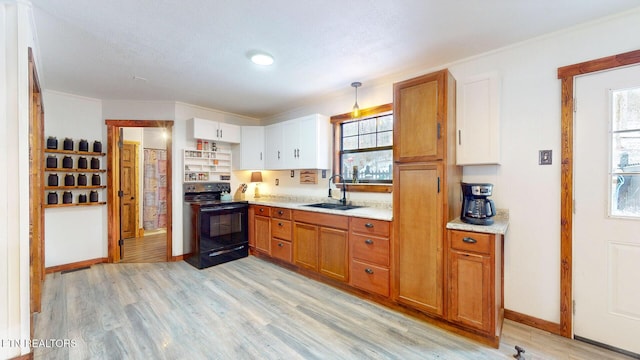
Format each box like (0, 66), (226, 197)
(303, 202), (363, 211)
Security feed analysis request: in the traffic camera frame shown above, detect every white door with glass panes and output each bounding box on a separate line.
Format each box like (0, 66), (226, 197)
(574, 64), (640, 356)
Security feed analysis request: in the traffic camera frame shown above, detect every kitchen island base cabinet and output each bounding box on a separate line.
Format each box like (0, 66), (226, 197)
(447, 229), (503, 340)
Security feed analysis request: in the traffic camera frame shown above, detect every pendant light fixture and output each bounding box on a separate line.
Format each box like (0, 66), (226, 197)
(351, 82), (362, 118)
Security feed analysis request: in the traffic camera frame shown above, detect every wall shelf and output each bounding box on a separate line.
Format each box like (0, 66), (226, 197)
(45, 201), (107, 208)
(43, 138), (107, 207)
(183, 146), (232, 182)
(44, 185), (106, 190)
(44, 149), (105, 156)
(45, 168), (106, 173)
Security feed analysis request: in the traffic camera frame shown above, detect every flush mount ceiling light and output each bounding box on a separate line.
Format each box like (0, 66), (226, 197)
(249, 52), (274, 66)
(351, 81), (362, 118)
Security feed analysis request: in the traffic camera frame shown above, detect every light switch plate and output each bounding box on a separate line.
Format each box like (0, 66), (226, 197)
(539, 150), (552, 165)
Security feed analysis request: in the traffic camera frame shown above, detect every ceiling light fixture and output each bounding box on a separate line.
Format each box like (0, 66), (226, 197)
(250, 52), (274, 66)
(351, 82), (362, 118)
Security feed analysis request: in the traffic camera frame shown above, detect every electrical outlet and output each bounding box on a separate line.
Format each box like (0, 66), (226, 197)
(290, 170), (294, 177)
(539, 150), (552, 165)
(322, 170), (327, 178)
(275, 178), (279, 186)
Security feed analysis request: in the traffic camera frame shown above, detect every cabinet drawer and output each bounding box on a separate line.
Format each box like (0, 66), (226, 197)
(255, 205), (271, 216)
(271, 219), (292, 240)
(271, 207), (291, 220)
(351, 233), (390, 267)
(271, 238), (292, 263)
(449, 230), (492, 255)
(350, 260), (390, 297)
(350, 217), (390, 238)
(293, 210), (349, 230)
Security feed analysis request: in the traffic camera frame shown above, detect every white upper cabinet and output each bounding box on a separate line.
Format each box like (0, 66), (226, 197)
(189, 117), (241, 144)
(456, 72), (501, 165)
(232, 126), (264, 170)
(264, 114), (330, 170)
(265, 122), (285, 169)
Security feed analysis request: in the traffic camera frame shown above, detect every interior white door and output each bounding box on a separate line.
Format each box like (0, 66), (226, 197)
(574, 64), (640, 356)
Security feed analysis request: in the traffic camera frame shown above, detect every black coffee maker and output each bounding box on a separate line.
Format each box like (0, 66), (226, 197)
(461, 182), (496, 225)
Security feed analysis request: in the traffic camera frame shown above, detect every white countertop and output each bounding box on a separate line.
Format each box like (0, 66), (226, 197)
(248, 199), (393, 221)
(446, 210), (509, 235)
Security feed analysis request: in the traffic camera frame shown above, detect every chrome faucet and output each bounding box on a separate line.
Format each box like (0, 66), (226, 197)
(328, 174), (347, 205)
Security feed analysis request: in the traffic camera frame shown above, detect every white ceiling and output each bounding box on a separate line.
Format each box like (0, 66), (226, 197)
(30, 1), (640, 119)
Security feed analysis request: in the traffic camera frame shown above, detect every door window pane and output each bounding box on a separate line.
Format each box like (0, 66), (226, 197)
(610, 87), (640, 218)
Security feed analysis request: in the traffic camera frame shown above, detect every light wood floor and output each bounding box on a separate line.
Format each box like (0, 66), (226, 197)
(120, 231), (167, 263)
(33, 256), (636, 359)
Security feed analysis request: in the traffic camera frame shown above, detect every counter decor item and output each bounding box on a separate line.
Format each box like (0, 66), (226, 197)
(46, 155), (57, 168)
(93, 140), (102, 153)
(91, 174), (100, 186)
(64, 174), (75, 186)
(78, 194), (87, 203)
(77, 173), (87, 186)
(62, 191), (73, 204)
(63, 138), (74, 151)
(47, 136), (58, 149)
(89, 190), (99, 202)
(90, 157), (100, 169)
(78, 156), (88, 169)
(48, 174), (58, 187)
(62, 156), (73, 169)
(79, 139), (89, 152)
(47, 192), (58, 205)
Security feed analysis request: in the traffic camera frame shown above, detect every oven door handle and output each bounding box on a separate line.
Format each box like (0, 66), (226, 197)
(200, 205), (247, 212)
(209, 245), (246, 257)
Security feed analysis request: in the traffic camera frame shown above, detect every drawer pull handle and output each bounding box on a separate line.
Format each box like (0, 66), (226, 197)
(462, 237), (477, 244)
(259, 208), (264, 212)
(278, 222), (283, 227)
(364, 268), (374, 274)
(364, 239), (374, 245)
(278, 210), (283, 215)
(278, 243), (284, 247)
(364, 223), (374, 228)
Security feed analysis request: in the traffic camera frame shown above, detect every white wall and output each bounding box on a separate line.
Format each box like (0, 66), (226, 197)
(1, 1), (39, 357)
(260, 8), (640, 323)
(43, 91), (106, 267)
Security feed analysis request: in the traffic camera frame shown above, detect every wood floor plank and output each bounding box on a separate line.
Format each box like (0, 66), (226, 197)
(34, 256), (638, 360)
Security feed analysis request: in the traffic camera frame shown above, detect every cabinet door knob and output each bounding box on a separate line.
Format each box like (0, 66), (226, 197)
(278, 222), (283, 227)
(365, 223), (374, 228)
(278, 243), (284, 247)
(278, 210), (283, 215)
(365, 239), (374, 245)
(364, 268), (374, 274)
(259, 208), (264, 212)
(462, 237), (477, 244)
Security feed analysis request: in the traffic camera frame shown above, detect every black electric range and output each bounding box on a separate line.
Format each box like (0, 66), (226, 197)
(183, 182), (249, 269)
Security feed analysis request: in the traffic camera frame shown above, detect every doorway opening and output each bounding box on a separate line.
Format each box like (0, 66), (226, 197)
(105, 120), (174, 263)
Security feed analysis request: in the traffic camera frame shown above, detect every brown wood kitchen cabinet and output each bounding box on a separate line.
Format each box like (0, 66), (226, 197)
(447, 229), (503, 344)
(253, 205), (271, 254)
(349, 217), (391, 297)
(270, 207), (293, 263)
(293, 210), (349, 282)
(393, 69), (461, 319)
(393, 70), (454, 163)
